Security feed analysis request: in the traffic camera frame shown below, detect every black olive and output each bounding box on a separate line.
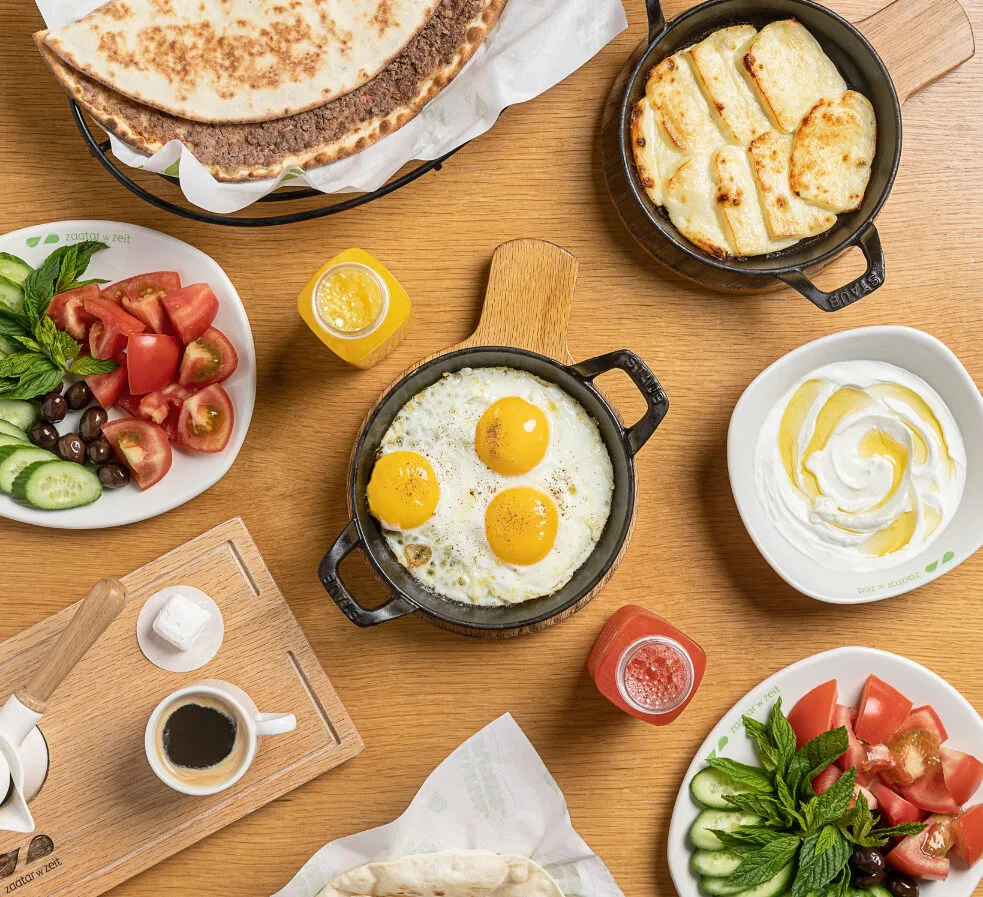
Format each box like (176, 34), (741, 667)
(56, 433), (86, 464)
(41, 393), (68, 423)
(853, 870), (886, 889)
(852, 846), (886, 875)
(28, 421), (59, 450)
(886, 870), (919, 897)
(78, 406), (109, 443)
(87, 437), (112, 466)
(97, 463), (130, 489)
(65, 380), (94, 411)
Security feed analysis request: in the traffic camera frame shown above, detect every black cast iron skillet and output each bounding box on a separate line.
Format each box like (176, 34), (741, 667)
(317, 240), (669, 638)
(605, 0), (903, 311)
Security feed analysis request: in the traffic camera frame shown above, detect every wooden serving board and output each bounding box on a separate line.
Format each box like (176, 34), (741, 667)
(0, 518), (362, 897)
(602, 0), (976, 293)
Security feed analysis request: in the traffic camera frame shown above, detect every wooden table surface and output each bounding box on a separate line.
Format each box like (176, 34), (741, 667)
(1, 1), (981, 894)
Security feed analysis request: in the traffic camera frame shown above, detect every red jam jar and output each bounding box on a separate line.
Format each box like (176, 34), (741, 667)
(588, 605), (706, 724)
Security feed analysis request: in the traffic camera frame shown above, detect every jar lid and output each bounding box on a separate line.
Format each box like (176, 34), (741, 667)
(312, 261), (390, 340)
(616, 635), (695, 715)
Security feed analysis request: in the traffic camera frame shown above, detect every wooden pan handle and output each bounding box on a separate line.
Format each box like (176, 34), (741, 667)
(857, 0), (975, 105)
(456, 239), (579, 359)
(15, 578), (127, 714)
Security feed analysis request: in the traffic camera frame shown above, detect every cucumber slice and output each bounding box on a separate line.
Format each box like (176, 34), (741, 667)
(691, 768), (755, 809)
(702, 877), (746, 896)
(0, 447), (56, 494)
(0, 434), (29, 450)
(0, 274), (24, 313)
(690, 810), (762, 851)
(0, 399), (39, 431)
(692, 849), (743, 878)
(0, 253), (32, 286)
(0, 335), (15, 359)
(12, 460), (102, 510)
(866, 888), (892, 897)
(733, 864), (792, 897)
(0, 420), (29, 441)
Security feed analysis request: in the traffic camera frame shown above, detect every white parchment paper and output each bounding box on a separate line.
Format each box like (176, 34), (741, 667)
(271, 714), (624, 897)
(35, 0), (627, 213)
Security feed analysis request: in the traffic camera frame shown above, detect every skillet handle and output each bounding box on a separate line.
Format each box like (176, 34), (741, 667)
(571, 350), (669, 457)
(645, 0), (667, 40)
(318, 521), (415, 627)
(777, 223), (885, 312)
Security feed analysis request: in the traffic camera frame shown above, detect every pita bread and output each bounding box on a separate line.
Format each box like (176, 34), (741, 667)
(42, 0), (441, 123)
(36, 0), (505, 182)
(316, 851), (566, 897)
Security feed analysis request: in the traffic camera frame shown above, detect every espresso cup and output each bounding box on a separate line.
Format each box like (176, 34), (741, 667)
(145, 679), (296, 796)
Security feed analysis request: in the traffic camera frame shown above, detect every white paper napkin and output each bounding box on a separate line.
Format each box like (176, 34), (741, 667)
(272, 714), (624, 897)
(35, 0), (628, 213)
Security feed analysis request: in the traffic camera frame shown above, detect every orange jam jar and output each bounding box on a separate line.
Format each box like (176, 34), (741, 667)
(588, 605), (706, 725)
(298, 248), (412, 368)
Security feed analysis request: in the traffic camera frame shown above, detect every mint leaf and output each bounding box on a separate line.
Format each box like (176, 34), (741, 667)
(54, 240), (106, 291)
(805, 768), (856, 832)
(769, 699), (797, 774)
(790, 827), (851, 897)
(788, 727), (848, 800)
(69, 355), (116, 375)
(816, 824), (840, 854)
(726, 834), (800, 889)
(0, 356), (61, 400)
(707, 757), (774, 793)
(725, 792), (791, 826)
(873, 822), (927, 841)
(744, 716), (782, 773)
(712, 826), (788, 854)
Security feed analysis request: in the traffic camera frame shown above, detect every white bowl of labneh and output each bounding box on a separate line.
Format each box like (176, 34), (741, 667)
(728, 326), (983, 604)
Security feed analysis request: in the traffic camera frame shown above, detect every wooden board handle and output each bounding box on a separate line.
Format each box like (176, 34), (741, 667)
(858, 0), (975, 105)
(456, 239), (579, 359)
(16, 578), (126, 714)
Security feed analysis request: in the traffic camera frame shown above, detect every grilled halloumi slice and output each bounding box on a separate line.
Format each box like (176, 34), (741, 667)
(630, 97), (688, 206)
(689, 25), (772, 145)
(646, 52), (726, 157)
(663, 154), (734, 258)
(747, 130), (837, 240)
(744, 20), (847, 132)
(789, 90), (876, 212)
(713, 146), (797, 256)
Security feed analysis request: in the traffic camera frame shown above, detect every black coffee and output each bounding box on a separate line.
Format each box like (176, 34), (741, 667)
(162, 702), (237, 770)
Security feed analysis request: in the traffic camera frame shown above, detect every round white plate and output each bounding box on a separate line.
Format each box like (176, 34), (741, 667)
(728, 326), (983, 603)
(668, 647), (983, 897)
(0, 220), (255, 529)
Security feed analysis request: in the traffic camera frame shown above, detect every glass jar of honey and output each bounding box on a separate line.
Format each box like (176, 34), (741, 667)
(298, 248), (412, 368)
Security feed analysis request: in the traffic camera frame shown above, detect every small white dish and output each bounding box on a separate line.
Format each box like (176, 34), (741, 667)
(668, 647), (983, 897)
(0, 220), (256, 529)
(728, 326), (983, 604)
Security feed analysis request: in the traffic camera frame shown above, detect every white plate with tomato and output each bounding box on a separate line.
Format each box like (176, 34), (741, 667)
(668, 648), (983, 897)
(0, 220), (254, 529)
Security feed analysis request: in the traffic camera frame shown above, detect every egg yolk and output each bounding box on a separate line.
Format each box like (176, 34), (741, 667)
(484, 487), (558, 566)
(475, 397), (549, 475)
(367, 451), (439, 530)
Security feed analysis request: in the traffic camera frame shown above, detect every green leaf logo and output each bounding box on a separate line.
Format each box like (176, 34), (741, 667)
(943, 551), (954, 564)
(164, 160), (180, 176)
(25, 236), (40, 248)
(925, 561), (938, 573)
(718, 736), (729, 752)
(43, 234), (59, 245)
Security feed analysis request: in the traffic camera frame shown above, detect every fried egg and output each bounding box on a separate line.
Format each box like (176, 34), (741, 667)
(366, 367), (615, 606)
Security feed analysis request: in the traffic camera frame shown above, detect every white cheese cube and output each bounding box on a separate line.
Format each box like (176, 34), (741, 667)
(152, 593), (212, 651)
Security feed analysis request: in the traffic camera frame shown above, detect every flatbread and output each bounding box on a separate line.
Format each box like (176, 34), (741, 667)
(36, 0), (505, 182)
(42, 0), (441, 123)
(316, 851), (565, 897)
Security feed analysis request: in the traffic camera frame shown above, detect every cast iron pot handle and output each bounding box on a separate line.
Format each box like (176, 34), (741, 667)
(645, 0), (667, 41)
(318, 521), (415, 627)
(571, 350), (669, 457)
(777, 223), (885, 312)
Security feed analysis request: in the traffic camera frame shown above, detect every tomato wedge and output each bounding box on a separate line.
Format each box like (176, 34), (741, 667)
(46, 284), (99, 341)
(903, 706), (949, 744)
(788, 680), (838, 749)
(84, 296), (146, 360)
(101, 418), (172, 489)
(176, 384), (234, 453)
(885, 729), (942, 786)
(856, 675), (913, 745)
(813, 765), (843, 795)
(901, 766), (963, 815)
(116, 389), (143, 418)
(117, 272), (181, 334)
(941, 748), (983, 806)
(162, 284), (219, 344)
(127, 333), (181, 395)
(84, 356), (128, 410)
(953, 805), (983, 865)
(834, 705), (872, 783)
(888, 818), (952, 880)
(872, 781), (928, 826)
(138, 383), (194, 425)
(178, 326), (238, 388)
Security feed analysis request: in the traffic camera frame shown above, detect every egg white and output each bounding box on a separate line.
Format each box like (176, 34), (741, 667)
(374, 367), (615, 606)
